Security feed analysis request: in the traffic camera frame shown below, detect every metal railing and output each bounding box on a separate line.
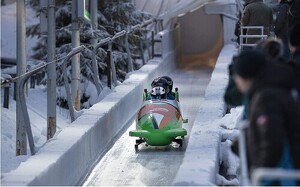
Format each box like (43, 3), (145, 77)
(252, 168), (300, 186)
(238, 119), (300, 186)
(62, 46), (86, 122)
(238, 120), (251, 186)
(15, 46), (85, 155)
(17, 62), (48, 155)
(239, 26), (268, 49)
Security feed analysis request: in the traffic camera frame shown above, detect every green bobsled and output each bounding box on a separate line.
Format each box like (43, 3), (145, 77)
(129, 97), (188, 151)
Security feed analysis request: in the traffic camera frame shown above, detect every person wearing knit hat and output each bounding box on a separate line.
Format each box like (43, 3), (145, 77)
(289, 22), (300, 65)
(256, 38), (284, 62)
(229, 47), (295, 121)
(289, 22), (300, 67)
(289, 22), (300, 104)
(232, 49), (267, 94)
(274, 0), (291, 60)
(289, 22), (300, 50)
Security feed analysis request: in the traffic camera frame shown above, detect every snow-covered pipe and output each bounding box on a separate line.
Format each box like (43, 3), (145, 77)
(131, 24), (141, 31)
(111, 30), (126, 40)
(94, 37), (112, 49)
(18, 61), (48, 155)
(141, 18), (154, 27)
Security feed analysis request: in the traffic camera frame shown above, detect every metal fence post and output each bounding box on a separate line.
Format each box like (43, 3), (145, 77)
(152, 31), (155, 59)
(239, 120), (251, 185)
(30, 76), (35, 88)
(91, 0), (103, 95)
(14, 82), (17, 100)
(108, 42), (117, 86)
(47, 0), (57, 140)
(139, 34), (146, 65)
(16, 0), (27, 156)
(107, 49), (112, 89)
(3, 82), (10, 108)
(144, 29), (151, 61)
(36, 71), (44, 85)
(125, 29), (134, 72)
(71, 0), (81, 111)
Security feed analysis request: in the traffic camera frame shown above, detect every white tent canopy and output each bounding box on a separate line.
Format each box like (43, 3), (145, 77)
(134, 0), (243, 20)
(134, 0), (243, 45)
(159, 0), (212, 19)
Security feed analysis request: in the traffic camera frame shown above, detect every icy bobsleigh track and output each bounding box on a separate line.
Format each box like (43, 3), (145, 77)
(83, 44), (237, 186)
(82, 56), (216, 186)
(1, 26), (236, 185)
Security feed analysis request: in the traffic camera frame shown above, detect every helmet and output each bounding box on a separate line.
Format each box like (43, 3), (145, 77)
(161, 76), (173, 92)
(151, 77), (169, 98)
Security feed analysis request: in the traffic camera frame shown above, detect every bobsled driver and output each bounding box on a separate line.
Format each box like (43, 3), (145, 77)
(147, 76), (175, 100)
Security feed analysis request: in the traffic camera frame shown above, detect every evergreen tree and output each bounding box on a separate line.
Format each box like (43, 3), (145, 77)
(27, 0), (152, 109)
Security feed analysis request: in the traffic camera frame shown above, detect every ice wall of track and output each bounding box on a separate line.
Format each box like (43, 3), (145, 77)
(1, 28), (179, 186)
(173, 44), (237, 185)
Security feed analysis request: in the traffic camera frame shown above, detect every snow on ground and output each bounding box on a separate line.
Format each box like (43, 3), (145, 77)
(217, 107), (243, 186)
(1, 2), (39, 59)
(1, 85), (70, 173)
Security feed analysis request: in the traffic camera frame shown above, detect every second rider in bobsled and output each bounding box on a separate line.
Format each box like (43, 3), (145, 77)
(145, 76), (177, 101)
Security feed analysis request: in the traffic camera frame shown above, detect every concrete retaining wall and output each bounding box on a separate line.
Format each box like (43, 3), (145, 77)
(1, 28), (179, 186)
(173, 44), (237, 185)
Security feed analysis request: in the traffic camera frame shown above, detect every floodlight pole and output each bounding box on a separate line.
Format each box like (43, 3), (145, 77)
(16, 0), (27, 156)
(72, 0), (81, 110)
(47, 0), (57, 139)
(91, 0), (102, 95)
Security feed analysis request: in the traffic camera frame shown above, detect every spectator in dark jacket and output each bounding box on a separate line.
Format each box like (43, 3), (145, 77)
(231, 49), (299, 185)
(274, 0), (291, 60)
(248, 87), (300, 185)
(241, 0), (273, 45)
(289, 22), (300, 105)
(288, 0), (300, 28)
(289, 22), (300, 65)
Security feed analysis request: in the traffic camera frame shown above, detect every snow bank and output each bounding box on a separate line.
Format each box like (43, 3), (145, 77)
(173, 44), (238, 185)
(1, 28), (179, 186)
